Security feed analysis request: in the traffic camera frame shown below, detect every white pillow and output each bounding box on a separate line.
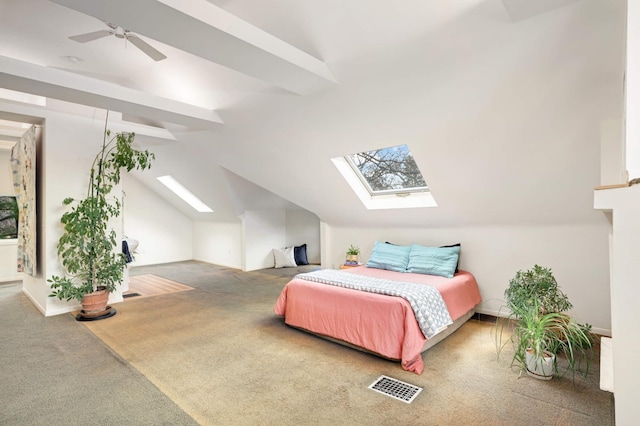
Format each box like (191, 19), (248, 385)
(273, 247), (297, 268)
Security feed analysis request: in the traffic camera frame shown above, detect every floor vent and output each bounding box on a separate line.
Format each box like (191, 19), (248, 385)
(123, 293), (141, 299)
(368, 375), (423, 404)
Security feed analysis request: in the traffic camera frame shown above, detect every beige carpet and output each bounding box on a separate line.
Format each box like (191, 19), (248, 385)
(81, 262), (614, 425)
(125, 274), (194, 299)
(0, 280), (197, 425)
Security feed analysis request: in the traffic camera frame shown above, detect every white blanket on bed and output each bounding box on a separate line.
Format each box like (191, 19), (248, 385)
(295, 269), (453, 338)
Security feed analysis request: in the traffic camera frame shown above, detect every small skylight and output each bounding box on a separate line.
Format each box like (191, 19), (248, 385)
(157, 175), (213, 213)
(332, 144), (437, 210)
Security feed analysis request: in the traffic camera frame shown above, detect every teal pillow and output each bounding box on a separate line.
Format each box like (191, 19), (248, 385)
(366, 241), (410, 272)
(440, 243), (461, 273)
(407, 244), (460, 278)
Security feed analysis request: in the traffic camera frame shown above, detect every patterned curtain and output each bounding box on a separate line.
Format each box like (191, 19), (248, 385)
(10, 125), (37, 276)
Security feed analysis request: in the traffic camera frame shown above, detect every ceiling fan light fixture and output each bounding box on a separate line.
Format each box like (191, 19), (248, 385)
(69, 23), (167, 61)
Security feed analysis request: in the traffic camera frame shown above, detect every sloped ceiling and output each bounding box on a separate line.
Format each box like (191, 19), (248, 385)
(0, 0), (626, 227)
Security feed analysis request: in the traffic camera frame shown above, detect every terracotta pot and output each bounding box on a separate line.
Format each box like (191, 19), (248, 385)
(81, 287), (109, 314)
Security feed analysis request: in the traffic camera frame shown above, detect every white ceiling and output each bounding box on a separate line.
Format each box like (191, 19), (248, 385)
(0, 0), (627, 227)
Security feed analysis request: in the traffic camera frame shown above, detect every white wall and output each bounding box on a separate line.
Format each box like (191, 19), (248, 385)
(627, 0), (640, 180)
(192, 208), (320, 270)
(0, 149), (13, 193)
(242, 209), (286, 271)
(590, 4), (640, 422)
(600, 118), (626, 185)
(193, 219), (243, 269)
(322, 222), (612, 335)
(122, 174), (193, 266)
(594, 185), (640, 422)
(0, 240), (21, 282)
(285, 209), (320, 264)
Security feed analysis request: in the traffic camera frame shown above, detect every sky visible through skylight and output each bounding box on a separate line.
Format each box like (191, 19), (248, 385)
(347, 144), (428, 195)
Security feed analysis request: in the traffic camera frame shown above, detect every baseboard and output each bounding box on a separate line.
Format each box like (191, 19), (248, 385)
(591, 327), (612, 337)
(191, 258), (242, 270)
(21, 287), (47, 316)
(473, 309), (611, 337)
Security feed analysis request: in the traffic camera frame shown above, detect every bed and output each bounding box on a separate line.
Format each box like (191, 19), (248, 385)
(273, 243), (482, 374)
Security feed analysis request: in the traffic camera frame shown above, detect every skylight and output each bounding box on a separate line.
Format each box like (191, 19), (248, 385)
(332, 144), (436, 210)
(346, 145), (428, 196)
(157, 175), (213, 213)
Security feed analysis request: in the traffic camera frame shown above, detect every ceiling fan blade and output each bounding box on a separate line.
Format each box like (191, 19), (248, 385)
(127, 35), (167, 61)
(69, 29), (112, 43)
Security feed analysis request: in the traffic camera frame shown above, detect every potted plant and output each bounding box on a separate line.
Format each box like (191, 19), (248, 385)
(48, 126), (154, 319)
(496, 265), (594, 380)
(345, 245), (360, 263)
(504, 264), (572, 315)
(506, 301), (593, 380)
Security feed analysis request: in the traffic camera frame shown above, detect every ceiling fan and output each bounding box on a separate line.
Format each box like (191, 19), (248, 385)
(69, 23), (167, 61)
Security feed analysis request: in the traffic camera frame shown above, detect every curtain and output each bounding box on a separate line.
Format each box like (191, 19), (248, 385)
(10, 125), (37, 276)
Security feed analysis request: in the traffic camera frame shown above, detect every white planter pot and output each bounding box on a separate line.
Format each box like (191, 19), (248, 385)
(525, 348), (555, 380)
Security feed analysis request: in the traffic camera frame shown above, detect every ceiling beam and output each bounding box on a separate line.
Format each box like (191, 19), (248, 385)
(0, 56), (223, 129)
(50, 0), (338, 95)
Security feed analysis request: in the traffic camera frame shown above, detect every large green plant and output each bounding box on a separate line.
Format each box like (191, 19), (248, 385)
(48, 129), (154, 302)
(504, 265), (572, 316)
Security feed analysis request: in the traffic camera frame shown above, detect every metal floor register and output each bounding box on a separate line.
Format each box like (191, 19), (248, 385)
(368, 375), (423, 403)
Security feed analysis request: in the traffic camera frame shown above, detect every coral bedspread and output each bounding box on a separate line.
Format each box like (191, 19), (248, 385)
(273, 266), (482, 374)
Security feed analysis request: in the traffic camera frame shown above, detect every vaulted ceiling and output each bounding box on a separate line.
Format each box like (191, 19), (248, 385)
(0, 0), (626, 227)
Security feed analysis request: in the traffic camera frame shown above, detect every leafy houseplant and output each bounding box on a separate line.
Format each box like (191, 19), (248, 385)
(497, 265), (594, 380)
(48, 129), (154, 312)
(504, 264), (572, 315)
(346, 244), (360, 262)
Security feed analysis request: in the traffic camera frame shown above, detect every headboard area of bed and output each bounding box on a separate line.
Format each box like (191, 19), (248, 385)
(366, 241), (461, 278)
